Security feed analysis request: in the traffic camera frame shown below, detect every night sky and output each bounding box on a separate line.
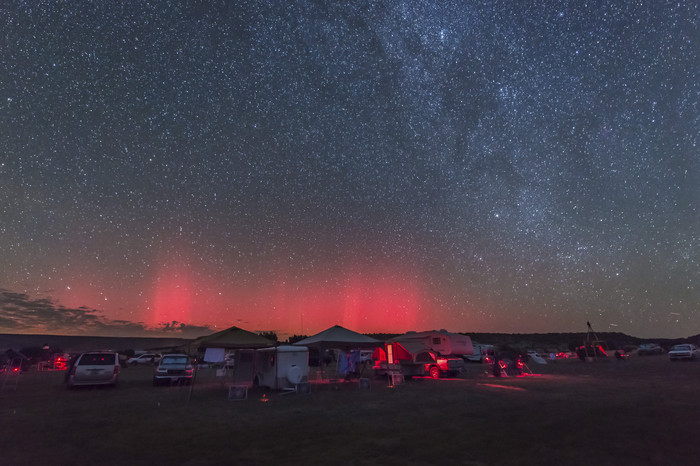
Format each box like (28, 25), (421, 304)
(1, 1), (698, 339)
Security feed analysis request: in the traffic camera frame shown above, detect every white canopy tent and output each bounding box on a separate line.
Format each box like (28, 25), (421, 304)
(293, 325), (382, 379)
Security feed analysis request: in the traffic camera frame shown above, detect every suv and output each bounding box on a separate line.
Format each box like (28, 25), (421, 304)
(153, 354), (194, 386)
(66, 352), (120, 387)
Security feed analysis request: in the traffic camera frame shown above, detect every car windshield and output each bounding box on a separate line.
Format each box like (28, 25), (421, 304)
(161, 357), (188, 365)
(78, 354), (115, 365)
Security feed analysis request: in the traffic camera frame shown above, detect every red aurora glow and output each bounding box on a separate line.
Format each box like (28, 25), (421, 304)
(149, 260), (195, 326)
(261, 269), (424, 334)
(145, 258), (427, 335)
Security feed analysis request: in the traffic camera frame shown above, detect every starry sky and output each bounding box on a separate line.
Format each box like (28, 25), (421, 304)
(1, 1), (698, 339)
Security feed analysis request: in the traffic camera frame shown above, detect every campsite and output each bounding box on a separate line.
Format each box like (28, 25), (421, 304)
(2, 352), (700, 465)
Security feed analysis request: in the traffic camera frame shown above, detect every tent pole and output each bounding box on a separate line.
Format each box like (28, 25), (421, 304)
(320, 343), (325, 381)
(187, 358), (198, 402)
(275, 346), (279, 390)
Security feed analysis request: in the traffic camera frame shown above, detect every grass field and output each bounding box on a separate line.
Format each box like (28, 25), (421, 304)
(1, 355), (699, 465)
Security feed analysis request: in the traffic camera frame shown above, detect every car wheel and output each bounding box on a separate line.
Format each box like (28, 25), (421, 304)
(429, 366), (440, 379)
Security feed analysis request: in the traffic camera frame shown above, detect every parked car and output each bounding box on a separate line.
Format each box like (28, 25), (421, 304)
(668, 344), (700, 361)
(637, 343), (663, 356)
(153, 354), (194, 386)
(65, 351), (120, 387)
(127, 353), (160, 365)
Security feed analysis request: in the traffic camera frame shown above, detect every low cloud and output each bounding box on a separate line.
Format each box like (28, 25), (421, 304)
(0, 289), (214, 338)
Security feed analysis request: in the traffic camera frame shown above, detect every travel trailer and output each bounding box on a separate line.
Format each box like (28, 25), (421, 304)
(253, 346), (309, 390)
(395, 330), (474, 357)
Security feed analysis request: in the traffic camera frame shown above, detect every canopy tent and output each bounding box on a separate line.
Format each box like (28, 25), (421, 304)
(190, 326), (274, 351)
(293, 325), (382, 379)
(185, 326), (274, 400)
(293, 325), (381, 349)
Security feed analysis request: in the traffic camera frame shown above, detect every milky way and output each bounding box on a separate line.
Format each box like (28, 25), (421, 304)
(1, 1), (698, 338)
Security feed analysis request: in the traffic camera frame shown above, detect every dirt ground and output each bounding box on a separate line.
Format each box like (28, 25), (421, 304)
(1, 355), (699, 465)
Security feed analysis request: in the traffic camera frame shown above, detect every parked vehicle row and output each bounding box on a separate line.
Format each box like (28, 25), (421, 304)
(49, 341), (700, 390)
(64, 351), (195, 388)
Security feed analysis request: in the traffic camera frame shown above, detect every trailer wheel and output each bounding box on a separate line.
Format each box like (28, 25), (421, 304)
(429, 366), (440, 379)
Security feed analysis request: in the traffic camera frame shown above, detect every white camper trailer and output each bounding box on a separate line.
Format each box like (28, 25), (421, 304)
(395, 330), (474, 357)
(253, 346), (309, 390)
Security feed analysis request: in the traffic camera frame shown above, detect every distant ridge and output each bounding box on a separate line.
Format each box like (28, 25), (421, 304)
(2, 331), (697, 353)
(0, 333), (193, 352)
(464, 332), (699, 350)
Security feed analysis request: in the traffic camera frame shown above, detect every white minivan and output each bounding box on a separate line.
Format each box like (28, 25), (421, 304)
(66, 351), (120, 387)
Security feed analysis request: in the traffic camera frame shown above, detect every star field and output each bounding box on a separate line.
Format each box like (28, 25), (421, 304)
(1, 1), (698, 338)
